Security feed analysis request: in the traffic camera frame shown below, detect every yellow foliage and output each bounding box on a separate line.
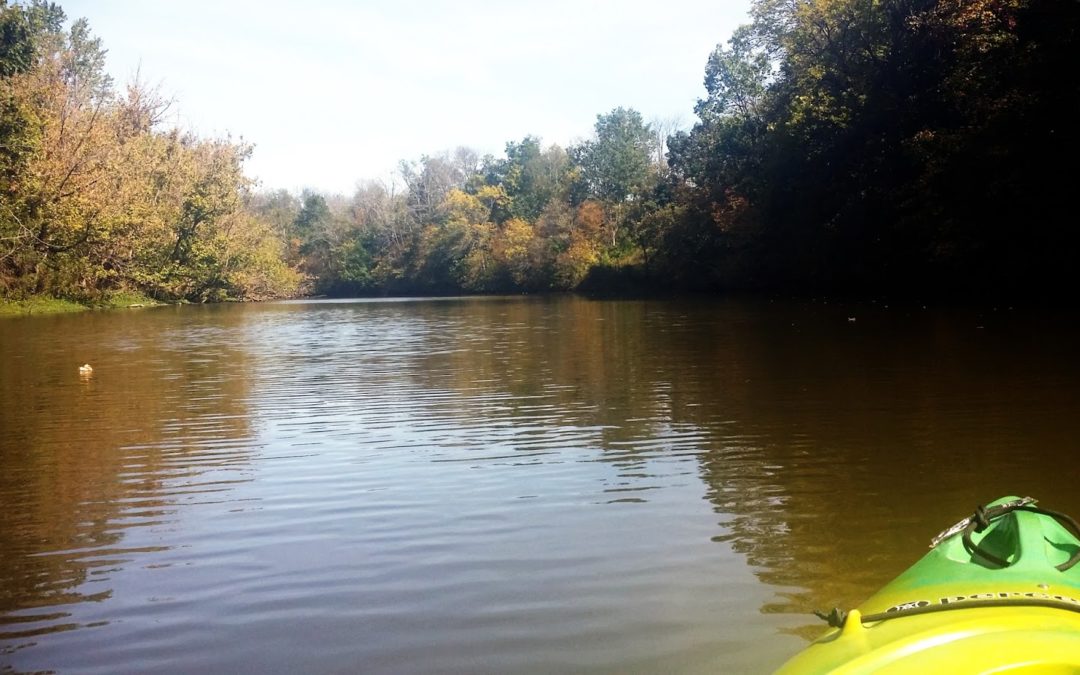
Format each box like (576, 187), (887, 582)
(555, 231), (601, 288)
(474, 184), (509, 213)
(0, 32), (300, 302)
(500, 218), (535, 259)
(493, 218), (536, 286)
(442, 189), (489, 226)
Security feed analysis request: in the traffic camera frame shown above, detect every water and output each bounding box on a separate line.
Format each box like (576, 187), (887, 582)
(1, 296), (1078, 673)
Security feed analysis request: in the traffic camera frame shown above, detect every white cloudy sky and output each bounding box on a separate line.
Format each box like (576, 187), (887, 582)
(61, 0), (751, 194)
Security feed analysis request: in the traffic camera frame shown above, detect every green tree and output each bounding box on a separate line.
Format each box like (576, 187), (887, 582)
(570, 107), (655, 249)
(0, 1), (64, 77)
(484, 136), (574, 223)
(572, 108), (653, 204)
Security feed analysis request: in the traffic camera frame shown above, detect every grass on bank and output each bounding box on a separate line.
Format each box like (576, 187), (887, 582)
(0, 291), (161, 317)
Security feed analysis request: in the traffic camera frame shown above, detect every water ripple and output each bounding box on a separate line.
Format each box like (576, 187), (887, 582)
(2, 298), (1079, 672)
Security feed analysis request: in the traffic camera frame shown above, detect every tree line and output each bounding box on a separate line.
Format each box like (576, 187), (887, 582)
(664, 0), (1079, 296)
(3, 0), (1076, 303)
(253, 114), (666, 297)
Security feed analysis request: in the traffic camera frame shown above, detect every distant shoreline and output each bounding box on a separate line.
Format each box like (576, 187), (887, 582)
(7, 284), (1075, 318)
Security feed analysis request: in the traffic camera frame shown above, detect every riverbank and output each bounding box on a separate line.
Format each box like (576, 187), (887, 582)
(0, 291), (162, 317)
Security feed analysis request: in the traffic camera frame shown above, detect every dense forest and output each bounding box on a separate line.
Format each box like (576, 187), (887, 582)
(2, 0), (1077, 305)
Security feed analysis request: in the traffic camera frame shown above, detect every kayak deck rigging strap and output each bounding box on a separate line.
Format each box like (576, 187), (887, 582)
(957, 501), (1080, 573)
(929, 497), (1036, 549)
(815, 597), (1080, 629)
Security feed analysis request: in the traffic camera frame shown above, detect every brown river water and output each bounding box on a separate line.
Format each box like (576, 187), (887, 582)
(1, 296), (1078, 673)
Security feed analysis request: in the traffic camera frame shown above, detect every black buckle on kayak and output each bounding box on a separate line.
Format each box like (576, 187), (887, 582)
(813, 607), (848, 628)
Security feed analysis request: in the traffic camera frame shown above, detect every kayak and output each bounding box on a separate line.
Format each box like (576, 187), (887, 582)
(775, 496), (1080, 673)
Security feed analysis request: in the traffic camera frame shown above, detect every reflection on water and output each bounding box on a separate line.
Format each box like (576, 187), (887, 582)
(1, 297), (1078, 673)
(0, 308), (257, 655)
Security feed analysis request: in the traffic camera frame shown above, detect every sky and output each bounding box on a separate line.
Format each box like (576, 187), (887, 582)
(61, 0), (752, 195)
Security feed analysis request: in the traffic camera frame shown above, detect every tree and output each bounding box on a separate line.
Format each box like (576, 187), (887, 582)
(399, 151), (474, 225)
(492, 217), (536, 288)
(412, 188), (497, 292)
(0, 1), (64, 78)
(0, 3), (301, 302)
(570, 107), (654, 247)
(572, 107), (653, 204)
(0, 4), (119, 296)
(648, 115), (684, 167)
(484, 136), (574, 223)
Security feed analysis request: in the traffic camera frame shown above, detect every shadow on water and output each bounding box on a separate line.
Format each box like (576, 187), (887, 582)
(685, 301), (1080, 633)
(379, 296), (1080, 635)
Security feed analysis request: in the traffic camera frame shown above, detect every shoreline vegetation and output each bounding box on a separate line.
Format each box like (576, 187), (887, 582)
(2, 0), (1077, 316)
(0, 290), (159, 316)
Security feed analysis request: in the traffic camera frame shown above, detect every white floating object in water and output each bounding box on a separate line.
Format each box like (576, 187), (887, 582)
(79, 364), (93, 375)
